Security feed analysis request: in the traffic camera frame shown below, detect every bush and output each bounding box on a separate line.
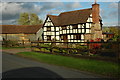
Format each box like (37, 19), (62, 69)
(3, 40), (19, 47)
(99, 49), (117, 57)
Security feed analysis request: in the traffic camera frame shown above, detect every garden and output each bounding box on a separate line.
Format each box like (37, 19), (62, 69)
(31, 39), (119, 61)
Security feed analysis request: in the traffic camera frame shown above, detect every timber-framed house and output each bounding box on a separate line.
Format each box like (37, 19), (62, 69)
(43, 3), (103, 42)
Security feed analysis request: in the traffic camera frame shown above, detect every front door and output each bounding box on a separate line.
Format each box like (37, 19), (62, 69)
(63, 35), (67, 41)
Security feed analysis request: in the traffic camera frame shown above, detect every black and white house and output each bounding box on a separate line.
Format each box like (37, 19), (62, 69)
(43, 2), (103, 42)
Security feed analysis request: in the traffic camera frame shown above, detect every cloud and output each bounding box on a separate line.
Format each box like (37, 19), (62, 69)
(1, 2), (42, 20)
(100, 8), (108, 20)
(2, 19), (17, 25)
(108, 3), (118, 19)
(109, 2), (118, 8)
(103, 21), (118, 26)
(1, 2), (83, 25)
(1, 2), (43, 24)
(72, 2), (82, 8)
(2, 0), (120, 2)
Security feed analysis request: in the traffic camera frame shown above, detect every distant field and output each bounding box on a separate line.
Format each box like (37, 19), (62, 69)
(17, 52), (119, 78)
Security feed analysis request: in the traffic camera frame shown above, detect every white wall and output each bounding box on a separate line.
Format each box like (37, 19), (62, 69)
(36, 28), (43, 40)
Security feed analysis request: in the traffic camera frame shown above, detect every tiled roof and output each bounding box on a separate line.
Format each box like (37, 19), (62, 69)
(47, 8), (92, 26)
(48, 15), (59, 26)
(0, 24), (43, 34)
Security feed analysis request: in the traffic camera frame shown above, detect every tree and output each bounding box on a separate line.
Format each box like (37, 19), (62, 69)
(18, 12), (43, 25)
(18, 13), (30, 25)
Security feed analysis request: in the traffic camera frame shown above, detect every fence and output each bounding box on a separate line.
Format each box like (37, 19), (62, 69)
(31, 41), (120, 59)
(31, 41), (120, 63)
(2, 40), (31, 47)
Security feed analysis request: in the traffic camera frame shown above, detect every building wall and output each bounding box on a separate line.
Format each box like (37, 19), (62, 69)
(36, 28), (43, 40)
(43, 14), (103, 42)
(0, 34), (37, 41)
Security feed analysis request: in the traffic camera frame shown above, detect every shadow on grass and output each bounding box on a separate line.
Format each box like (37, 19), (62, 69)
(2, 67), (64, 79)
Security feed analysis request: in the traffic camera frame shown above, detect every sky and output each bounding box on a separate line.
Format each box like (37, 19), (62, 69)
(0, 0), (119, 26)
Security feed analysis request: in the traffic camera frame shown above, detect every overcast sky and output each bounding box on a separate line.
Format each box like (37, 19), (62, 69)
(0, 0), (119, 26)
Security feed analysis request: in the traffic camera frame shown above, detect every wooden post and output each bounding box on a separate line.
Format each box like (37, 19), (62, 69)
(67, 41), (69, 54)
(22, 40), (24, 47)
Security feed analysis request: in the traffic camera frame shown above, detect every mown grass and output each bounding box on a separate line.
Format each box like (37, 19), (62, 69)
(1, 46), (26, 49)
(17, 52), (119, 78)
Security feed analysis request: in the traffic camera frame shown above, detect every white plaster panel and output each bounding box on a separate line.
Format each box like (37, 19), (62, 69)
(71, 40), (73, 42)
(67, 26), (69, 29)
(51, 32), (55, 35)
(87, 18), (90, 22)
(82, 29), (85, 33)
(47, 17), (51, 21)
(86, 29), (90, 33)
(86, 23), (90, 28)
(56, 27), (59, 31)
(78, 40), (80, 42)
(63, 30), (66, 34)
(50, 22), (54, 26)
(78, 29), (81, 33)
(90, 14), (92, 17)
(81, 34), (84, 39)
(68, 40), (71, 42)
(56, 32), (59, 35)
(90, 18), (92, 22)
(78, 24), (81, 28)
(70, 25), (72, 29)
(74, 40), (77, 42)
(51, 27), (54, 31)
(60, 27), (62, 30)
(73, 29), (75, 33)
(60, 31), (62, 34)
(67, 30), (69, 33)
(44, 32), (47, 35)
(56, 36), (60, 40)
(68, 35), (70, 39)
(44, 23), (48, 26)
(71, 35), (73, 39)
(81, 24), (84, 28)
(44, 27), (47, 31)
(51, 36), (55, 39)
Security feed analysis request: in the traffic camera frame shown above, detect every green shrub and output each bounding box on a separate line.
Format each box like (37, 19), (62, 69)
(99, 49), (117, 57)
(3, 40), (19, 47)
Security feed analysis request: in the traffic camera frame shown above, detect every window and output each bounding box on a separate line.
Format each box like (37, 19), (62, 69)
(47, 36), (51, 41)
(73, 34), (81, 40)
(47, 27), (51, 31)
(61, 35), (63, 40)
(73, 25), (78, 29)
(60, 35), (67, 40)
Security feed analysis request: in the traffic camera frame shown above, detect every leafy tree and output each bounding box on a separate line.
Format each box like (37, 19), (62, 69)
(18, 12), (43, 25)
(102, 27), (120, 41)
(102, 27), (119, 36)
(18, 13), (30, 25)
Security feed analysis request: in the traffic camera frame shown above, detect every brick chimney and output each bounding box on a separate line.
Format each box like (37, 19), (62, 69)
(91, 3), (103, 40)
(92, 3), (100, 23)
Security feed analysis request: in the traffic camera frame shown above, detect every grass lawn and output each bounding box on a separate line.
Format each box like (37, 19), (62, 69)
(17, 52), (119, 78)
(1, 46), (29, 49)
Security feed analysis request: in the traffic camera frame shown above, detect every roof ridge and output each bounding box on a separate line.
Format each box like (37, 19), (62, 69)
(47, 14), (58, 17)
(59, 8), (92, 16)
